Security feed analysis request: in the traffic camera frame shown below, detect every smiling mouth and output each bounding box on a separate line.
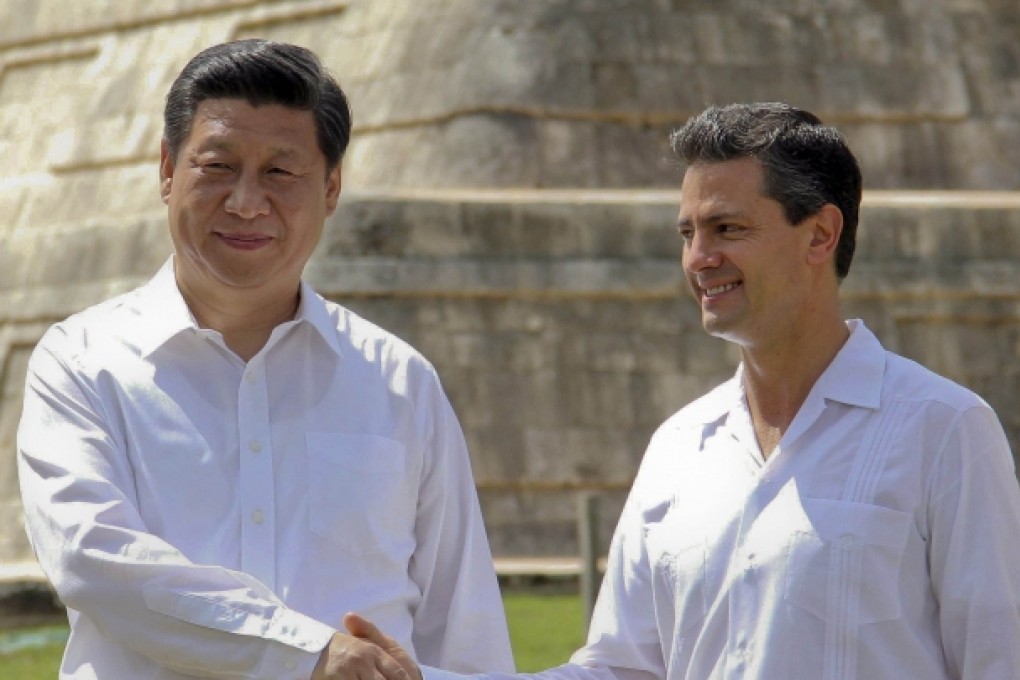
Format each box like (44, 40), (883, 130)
(220, 233), (270, 240)
(704, 282), (740, 297)
(217, 233), (273, 249)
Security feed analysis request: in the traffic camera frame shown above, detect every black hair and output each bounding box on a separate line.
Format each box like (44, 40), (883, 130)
(164, 39), (352, 169)
(670, 102), (862, 280)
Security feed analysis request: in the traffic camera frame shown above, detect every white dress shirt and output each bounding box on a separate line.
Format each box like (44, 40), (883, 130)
(425, 319), (1020, 680)
(18, 259), (514, 680)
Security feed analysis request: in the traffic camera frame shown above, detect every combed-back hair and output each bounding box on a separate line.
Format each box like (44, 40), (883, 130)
(164, 39), (352, 169)
(670, 102), (862, 280)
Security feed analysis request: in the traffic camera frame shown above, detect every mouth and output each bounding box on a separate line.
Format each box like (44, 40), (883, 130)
(702, 281), (740, 298)
(216, 232), (273, 250)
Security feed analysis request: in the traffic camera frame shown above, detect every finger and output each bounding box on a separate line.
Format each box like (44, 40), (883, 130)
(374, 650), (412, 680)
(344, 614), (419, 680)
(316, 633), (396, 680)
(344, 612), (392, 646)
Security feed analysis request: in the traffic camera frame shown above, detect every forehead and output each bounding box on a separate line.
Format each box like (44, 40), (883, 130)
(186, 98), (320, 156)
(677, 157), (768, 222)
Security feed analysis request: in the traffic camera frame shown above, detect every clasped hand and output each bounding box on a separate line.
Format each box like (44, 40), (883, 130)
(312, 613), (423, 680)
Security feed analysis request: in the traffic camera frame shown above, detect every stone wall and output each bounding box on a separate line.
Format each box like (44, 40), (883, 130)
(313, 189), (1020, 554)
(2, 0), (1020, 569)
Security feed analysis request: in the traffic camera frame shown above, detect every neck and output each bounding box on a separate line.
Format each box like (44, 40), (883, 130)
(176, 275), (301, 362)
(739, 306), (849, 458)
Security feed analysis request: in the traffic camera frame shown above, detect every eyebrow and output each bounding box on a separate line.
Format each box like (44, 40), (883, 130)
(675, 210), (744, 229)
(193, 140), (306, 165)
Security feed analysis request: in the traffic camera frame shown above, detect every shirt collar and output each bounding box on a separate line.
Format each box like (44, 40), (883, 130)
(683, 373), (744, 427)
(292, 279), (345, 359)
(806, 318), (885, 409)
(683, 318), (885, 427)
(136, 257), (344, 360)
(135, 258), (199, 357)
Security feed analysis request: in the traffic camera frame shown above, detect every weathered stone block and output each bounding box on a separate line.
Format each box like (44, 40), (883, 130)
(4, 0), (1020, 565)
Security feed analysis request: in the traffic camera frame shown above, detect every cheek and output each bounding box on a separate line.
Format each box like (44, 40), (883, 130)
(680, 248), (694, 272)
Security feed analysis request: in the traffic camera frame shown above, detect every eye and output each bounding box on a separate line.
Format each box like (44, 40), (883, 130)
(268, 166), (296, 177)
(718, 223), (745, 236)
(678, 227), (694, 243)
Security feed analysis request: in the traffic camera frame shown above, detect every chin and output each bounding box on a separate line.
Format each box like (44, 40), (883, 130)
(701, 315), (746, 343)
(701, 314), (727, 335)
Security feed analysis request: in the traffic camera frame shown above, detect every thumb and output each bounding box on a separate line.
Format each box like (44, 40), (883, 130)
(344, 612), (386, 643)
(344, 613), (422, 680)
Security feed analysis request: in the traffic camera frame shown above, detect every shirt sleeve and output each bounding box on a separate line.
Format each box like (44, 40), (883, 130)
(419, 426), (674, 680)
(17, 328), (334, 679)
(565, 433), (669, 680)
(406, 366), (515, 672)
(926, 403), (1020, 678)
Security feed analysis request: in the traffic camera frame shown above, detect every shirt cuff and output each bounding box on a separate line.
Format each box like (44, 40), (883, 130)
(259, 615), (334, 680)
(422, 664), (473, 680)
(259, 623), (334, 680)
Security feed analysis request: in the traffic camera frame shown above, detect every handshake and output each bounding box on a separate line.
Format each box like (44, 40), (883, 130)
(312, 613), (424, 680)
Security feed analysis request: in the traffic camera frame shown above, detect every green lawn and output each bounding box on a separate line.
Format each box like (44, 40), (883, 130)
(0, 591), (584, 677)
(0, 626), (64, 677)
(504, 591), (587, 671)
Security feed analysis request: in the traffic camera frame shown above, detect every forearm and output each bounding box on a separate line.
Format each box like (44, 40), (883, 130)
(21, 466), (333, 678)
(17, 349), (333, 678)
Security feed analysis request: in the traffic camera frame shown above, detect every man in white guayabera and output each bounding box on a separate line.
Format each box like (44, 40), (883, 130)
(348, 103), (1020, 679)
(18, 39), (513, 680)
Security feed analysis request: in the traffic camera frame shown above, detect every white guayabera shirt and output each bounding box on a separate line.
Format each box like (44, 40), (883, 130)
(19, 259), (514, 680)
(426, 320), (1020, 680)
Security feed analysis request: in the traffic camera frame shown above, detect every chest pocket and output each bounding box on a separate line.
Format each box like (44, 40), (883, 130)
(306, 432), (412, 556)
(786, 497), (913, 624)
(645, 511), (714, 637)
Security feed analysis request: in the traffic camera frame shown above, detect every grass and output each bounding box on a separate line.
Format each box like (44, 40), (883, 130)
(0, 590), (584, 677)
(504, 590), (586, 671)
(0, 628), (64, 677)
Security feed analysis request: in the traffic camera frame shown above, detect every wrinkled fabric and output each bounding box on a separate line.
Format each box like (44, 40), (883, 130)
(426, 320), (1020, 680)
(20, 259), (514, 680)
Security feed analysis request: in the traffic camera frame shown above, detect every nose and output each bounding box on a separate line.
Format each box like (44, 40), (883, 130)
(683, 230), (721, 272)
(224, 171), (271, 219)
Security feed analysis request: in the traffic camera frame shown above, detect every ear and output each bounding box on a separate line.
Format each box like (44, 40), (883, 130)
(324, 164), (342, 216)
(805, 203), (843, 267)
(159, 138), (175, 206)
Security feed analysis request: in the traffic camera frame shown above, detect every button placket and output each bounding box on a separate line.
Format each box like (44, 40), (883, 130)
(238, 360), (276, 591)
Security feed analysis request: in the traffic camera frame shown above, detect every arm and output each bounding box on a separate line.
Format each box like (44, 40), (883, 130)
(364, 479), (666, 680)
(17, 330), (404, 680)
(927, 405), (1020, 678)
(406, 368), (514, 672)
(378, 421), (676, 680)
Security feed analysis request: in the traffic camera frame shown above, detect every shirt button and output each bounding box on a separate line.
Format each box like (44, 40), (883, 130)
(248, 440), (262, 453)
(251, 510), (265, 524)
(838, 534), (857, 549)
(245, 371), (256, 384)
(285, 660), (297, 671)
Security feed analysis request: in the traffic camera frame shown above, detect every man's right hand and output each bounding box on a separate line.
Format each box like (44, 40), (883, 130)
(311, 631), (415, 680)
(343, 613), (422, 680)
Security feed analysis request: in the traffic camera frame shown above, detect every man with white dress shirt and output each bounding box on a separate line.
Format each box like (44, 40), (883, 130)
(351, 102), (1020, 679)
(17, 40), (513, 680)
